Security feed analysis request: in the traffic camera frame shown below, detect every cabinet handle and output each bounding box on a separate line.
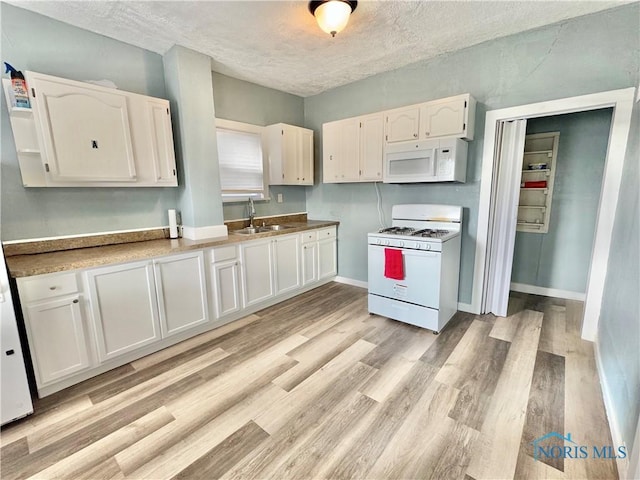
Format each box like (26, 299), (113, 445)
(73, 299), (79, 304)
(425, 132), (430, 136)
(413, 133), (418, 138)
(49, 286), (57, 290)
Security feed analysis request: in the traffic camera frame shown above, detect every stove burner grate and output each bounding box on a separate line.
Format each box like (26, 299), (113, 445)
(378, 227), (417, 235)
(412, 229), (451, 238)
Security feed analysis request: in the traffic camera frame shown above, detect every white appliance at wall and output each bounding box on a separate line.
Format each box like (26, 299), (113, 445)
(383, 138), (468, 183)
(368, 204), (462, 333)
(1, 245), (33, 425)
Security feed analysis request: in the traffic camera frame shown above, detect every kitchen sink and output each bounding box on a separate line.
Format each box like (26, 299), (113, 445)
(233, 227), (259, 235)
(258, 224), (291, 231)
(232, 224), (293, 235)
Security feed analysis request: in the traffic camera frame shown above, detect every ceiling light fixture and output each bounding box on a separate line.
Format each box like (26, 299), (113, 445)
(308, 0), (357, 37)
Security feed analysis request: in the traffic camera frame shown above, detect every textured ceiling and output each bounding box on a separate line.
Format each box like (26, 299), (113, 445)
(7, 1), (629, 97)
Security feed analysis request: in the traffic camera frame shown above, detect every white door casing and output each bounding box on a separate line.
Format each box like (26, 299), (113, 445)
(473, 87), (635, 340)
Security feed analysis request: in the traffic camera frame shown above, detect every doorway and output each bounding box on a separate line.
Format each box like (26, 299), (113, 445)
(472, 88), (635, 341)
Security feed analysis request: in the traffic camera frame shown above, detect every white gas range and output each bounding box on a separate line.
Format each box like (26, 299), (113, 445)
(367, 204), (462, 333)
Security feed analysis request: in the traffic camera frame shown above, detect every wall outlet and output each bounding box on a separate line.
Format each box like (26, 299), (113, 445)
(277, 193), (283, 203)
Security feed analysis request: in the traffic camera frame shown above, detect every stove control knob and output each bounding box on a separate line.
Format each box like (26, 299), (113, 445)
(399, 241), (404, 247)
(385, 240), (390, 246)
(415, 243), (422, 249)
(425, 244), (431, 250)
(377, 239), (382, 245)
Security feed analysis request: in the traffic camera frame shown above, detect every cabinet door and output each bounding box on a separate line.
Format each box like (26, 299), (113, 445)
(154, 251), (209, 338)
(282, 125), (299, 184)
(299, 128), (314, 185)
(28, 73), (137, 182)
(273, 235), (301, 295)
(318, 239), (338, 280)
(212, 259), (241, 319)
(25, 295), (90, 385)
(322, 121), (341, 183)
(301, 241), (318, 286)
(359, 113), (384, 181)
(87, 261), (160, 362)
(147, 99), (177, 185)
(385, 106), (420, 143)
(241, 240), (275, 307)
(422, 98), (467, 139)
(339, 118), (360, 182)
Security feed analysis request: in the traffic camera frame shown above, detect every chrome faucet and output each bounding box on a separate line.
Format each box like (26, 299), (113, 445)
(248, 197), (256, 228)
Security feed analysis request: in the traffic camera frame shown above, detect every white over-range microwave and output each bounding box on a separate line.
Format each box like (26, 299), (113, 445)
(383, 138), (468, 183)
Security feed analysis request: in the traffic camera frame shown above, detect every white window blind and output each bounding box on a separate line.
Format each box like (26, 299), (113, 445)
(216, 126), (265, 198)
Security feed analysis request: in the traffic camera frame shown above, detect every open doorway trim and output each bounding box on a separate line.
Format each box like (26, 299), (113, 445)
(472, 87), (636, 341)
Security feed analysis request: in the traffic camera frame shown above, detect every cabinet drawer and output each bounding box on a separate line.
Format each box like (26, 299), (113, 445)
(19, 272), (79, 302)
(210, 245), (237, 263)
(301, 231), (317, 244)
(317, 227), (336, 240)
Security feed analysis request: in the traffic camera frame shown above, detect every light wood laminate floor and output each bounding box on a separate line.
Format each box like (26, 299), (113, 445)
(0, 283), (618, 479)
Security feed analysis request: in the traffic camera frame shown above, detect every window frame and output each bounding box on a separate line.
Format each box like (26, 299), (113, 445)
(215, 118), (269, 202)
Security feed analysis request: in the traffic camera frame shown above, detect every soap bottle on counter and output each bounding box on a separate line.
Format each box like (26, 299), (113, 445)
(4, 62), (30, 108)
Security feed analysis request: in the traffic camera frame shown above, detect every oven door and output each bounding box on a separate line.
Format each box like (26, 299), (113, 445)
(367, 244), (441, 309)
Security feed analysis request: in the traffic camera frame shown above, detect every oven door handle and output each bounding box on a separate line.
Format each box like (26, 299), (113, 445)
(402, 250), (439, 257)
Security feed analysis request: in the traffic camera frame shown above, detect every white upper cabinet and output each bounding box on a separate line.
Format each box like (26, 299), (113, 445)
(323, 113), (382, 183)
(322, 116), (363, 183)
(2, 71), (178, 187)
(147, 98), (177, 184)
(322, 94), (475, 183)
(384, 94), (476, 143)
(385, 105), (421, 143)
(421, 95), (473, 139)
(359, 113), (384, 182)
(267, 123), (314, 186)
(29, 74), (137, 182)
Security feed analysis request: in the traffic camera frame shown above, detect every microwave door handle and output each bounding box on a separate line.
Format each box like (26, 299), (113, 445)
(430, 148), (438, 176)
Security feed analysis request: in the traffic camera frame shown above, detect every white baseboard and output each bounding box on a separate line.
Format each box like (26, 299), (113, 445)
(510, 282), (586, 301)
(594, 337), (629, 480)
(182, 224), (228, 240)
(334, 276), (368, 289)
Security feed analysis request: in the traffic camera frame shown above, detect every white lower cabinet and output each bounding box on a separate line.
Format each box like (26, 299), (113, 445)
(240, 234), (301, 308)
(25, 294), (90, 385)
(273, 235), (301, 295)
(318, 228), (338, 280)
(240, 239), (275, 308)
(210, 245), (242, 319)
(301, 227), (337, 285)
(86, 261), (160, 362)
(17, 272), (91, 387)
(16, 226), (337, 397)
(301, 240), (319, 286)
(154, 251), (209, 337)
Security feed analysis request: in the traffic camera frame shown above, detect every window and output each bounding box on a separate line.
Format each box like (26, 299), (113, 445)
(215, 119), (268, 201)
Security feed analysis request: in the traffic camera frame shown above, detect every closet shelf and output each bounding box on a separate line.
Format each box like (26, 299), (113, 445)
(517, 132), (559, 234)
(523, 150), (553, 156)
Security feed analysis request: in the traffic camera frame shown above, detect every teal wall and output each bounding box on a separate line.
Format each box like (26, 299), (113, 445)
(598, 100), (639, 456)
(212, 72), (307, 221)
(303, 3), (639, 304)
(0, 3), (178, 241)
(511, 109), (612, 293)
